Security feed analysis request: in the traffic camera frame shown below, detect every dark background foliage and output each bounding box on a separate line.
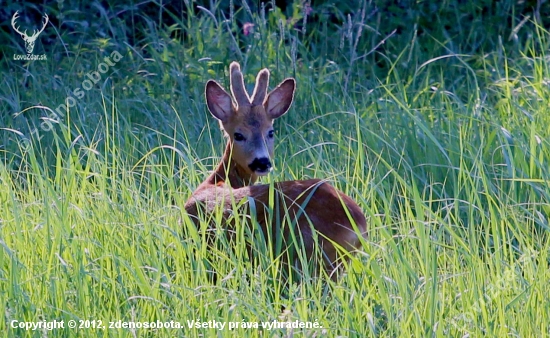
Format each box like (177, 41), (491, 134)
(2, 0), (549, 65)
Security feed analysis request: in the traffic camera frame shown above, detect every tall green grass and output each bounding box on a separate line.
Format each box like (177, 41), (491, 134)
(1, 1), (550, 337)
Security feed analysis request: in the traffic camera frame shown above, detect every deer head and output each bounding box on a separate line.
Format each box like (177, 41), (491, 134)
(205, 62), (295, 177)
(11, 11), (49, 54)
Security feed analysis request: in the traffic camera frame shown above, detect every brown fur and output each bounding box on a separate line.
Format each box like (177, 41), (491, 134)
(185, 62), (367, 275)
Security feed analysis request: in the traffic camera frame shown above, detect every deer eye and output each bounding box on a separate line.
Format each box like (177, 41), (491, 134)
(234, 132), (246, 141)
(267, 130), (275, 139)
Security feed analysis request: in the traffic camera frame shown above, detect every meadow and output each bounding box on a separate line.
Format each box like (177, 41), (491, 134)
(1, 0), (550, 337)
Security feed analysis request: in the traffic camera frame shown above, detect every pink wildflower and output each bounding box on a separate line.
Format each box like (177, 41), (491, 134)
(243, 22), (254, 36)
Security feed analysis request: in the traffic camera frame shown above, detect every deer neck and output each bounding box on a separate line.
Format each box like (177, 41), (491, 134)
(204, 142), (257, 189)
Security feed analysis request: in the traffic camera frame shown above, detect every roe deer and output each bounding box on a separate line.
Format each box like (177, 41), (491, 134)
(184, 62), (366, 275)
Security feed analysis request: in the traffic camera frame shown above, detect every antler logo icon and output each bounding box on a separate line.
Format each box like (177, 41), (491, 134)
(11, 11), (49, 54)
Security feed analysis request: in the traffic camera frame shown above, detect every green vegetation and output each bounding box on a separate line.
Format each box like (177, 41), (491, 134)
(1, 0), (550, 336)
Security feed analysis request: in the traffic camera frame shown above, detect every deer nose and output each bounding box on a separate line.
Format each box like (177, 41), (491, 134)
(249, 157), (272, 173)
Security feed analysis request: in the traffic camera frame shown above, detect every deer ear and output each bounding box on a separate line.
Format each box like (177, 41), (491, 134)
(205, 80), (234, 122)
(265, 78), (295, 119)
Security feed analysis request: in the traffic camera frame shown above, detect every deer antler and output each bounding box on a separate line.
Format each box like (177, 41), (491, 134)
(31, 13), (49, 39)
(11, 11), (27, 37)
(251, 68), (270, 105)
(11, 11), (49, 38)
(229, 62), (251, 107)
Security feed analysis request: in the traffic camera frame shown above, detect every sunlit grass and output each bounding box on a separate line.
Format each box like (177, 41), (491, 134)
(1, 1), (550, 337)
